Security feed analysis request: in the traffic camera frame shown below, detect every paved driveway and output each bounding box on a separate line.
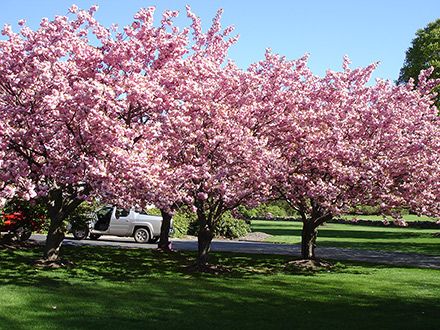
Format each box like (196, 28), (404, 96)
(30, 234), (440, 269)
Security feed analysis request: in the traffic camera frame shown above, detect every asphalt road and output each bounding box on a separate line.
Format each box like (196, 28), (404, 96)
(30, 234), (440, 269)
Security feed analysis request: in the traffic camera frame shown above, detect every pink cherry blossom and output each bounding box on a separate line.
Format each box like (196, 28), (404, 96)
(0, 5), (195, 261)
(1, 4), (438, 267)
(248, 50), (440, 259)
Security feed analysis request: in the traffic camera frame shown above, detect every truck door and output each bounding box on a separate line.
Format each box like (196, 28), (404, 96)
(108, 207), (131, 236)
(93, 206), (113, 232)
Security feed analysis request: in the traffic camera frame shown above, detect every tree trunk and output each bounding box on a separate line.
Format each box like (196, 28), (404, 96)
(158, 209), (172, 251)
(42, 189), (83, 262)
(301, 221), (318, 260)
(197, 224), (214, 266)
(43, 218), (65, 261)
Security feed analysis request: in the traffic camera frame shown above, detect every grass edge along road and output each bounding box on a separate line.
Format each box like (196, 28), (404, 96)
(0, 245), (439, 330)
(251, 219), (440, 256)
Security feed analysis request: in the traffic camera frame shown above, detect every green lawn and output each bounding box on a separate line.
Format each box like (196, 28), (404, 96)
(0, 246), (439, 329)
(251, 220), (440, 255)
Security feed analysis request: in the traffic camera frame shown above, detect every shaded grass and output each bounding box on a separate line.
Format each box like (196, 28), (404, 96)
(0, 245), (440, 329)
(251, 220), (440, 255)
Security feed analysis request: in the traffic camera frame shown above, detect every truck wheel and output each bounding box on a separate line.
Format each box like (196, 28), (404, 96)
(14, 226), (32, 242)
(134, 228), (150, 243)
(72, 227), (89, 240)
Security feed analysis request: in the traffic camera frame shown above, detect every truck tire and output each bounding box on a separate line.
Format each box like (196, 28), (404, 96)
(72, 226), (89, 240)
(133, 227), (150, 243)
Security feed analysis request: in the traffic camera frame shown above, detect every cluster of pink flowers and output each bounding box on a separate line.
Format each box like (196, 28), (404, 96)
(247, 51), (440, 222)
(0, 4), (439, 228)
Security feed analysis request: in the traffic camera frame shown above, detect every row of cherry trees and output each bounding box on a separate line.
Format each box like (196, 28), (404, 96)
(1, 5), (439, 265)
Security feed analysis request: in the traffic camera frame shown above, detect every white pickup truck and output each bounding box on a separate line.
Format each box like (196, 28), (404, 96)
(71, 206), (167, 243)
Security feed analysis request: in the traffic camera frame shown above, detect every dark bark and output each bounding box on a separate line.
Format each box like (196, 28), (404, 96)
(43, 220), (65, 261)
(197, 224), (214, 266)
(299, 200), (332, 260)
(195, 203), (214, 266)
(158, 209), (172, 250)
(301, 220), (318, 259)
(43, 189), (83, 261)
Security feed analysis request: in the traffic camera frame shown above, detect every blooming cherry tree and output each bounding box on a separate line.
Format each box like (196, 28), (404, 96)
(250, 52), (440, 259)
(119, 7), (275, 264)
(2, 4), (438, 267)
(0, 8), (119, 261)
(0, 5), (190, 261)
(154, 62), (274, 265)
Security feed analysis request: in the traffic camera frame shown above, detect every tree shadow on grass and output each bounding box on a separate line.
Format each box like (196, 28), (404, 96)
(1, 244), (439, 288)
(1, 254), (440, 330)
(2, 245), (440, 330)
(0, 245), (358, 288)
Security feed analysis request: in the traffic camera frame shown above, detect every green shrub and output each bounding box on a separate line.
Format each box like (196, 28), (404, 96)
(348, 205), (411, 216)
(170, 209), (250, 239)
(144, 207), (162, 216)
(66, 200), (102, 230)
(238, 201), (297, 219)
(171, 210), (196, 238)
(1, 198), (48, 231)
(348, 205), (381, 215)
(213, 211), (251, 239)
(397, 208), (410, 215)
(142, 207), (193, 238)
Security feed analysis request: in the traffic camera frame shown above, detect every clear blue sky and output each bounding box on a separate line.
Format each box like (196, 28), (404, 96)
(1, 0), (439, 81)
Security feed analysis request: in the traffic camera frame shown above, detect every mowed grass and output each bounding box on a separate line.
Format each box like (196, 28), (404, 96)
(251, 220), (440, 255)
(0, 245), (439, 330)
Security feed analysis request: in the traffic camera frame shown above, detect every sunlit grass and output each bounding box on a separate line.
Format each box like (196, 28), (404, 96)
(251, 220), (440, 255)
(0, 246), (439, 329)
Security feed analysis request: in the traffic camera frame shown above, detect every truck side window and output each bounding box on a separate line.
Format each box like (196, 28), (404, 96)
(116, 208), (130, 218)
